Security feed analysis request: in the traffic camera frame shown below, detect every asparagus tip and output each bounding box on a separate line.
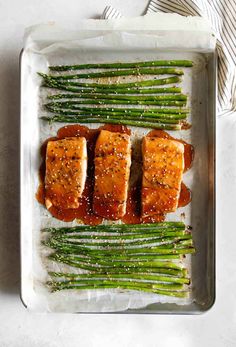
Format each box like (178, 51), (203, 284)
(38, 72), (47, 78)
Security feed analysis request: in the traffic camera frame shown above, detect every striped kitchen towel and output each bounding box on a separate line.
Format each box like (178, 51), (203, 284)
(101, 1), (236, 114)
(101, 5), (122, 19)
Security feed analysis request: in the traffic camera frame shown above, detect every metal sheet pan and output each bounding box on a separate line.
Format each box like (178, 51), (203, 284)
(20, 38), (216, 314)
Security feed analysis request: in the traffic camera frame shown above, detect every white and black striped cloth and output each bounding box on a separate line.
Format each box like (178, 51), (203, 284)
(101, 1), (236, 115)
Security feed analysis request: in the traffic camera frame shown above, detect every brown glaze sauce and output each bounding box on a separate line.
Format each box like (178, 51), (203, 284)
(122, 185), (142, 224)
(178, 182), (191, 208)
(36, 127), (193, 225)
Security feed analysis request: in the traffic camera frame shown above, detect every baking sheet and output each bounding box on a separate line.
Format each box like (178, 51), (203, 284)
(20, 14), (216, 313)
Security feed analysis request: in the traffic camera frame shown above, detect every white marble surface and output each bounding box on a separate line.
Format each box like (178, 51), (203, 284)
(0, 0), (235, 346)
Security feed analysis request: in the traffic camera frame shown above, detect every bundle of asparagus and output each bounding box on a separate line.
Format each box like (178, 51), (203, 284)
(45, 222), (195, 297)
(39, 59), (193, 129)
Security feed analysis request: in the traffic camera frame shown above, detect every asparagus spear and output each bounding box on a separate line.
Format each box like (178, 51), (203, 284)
(50, 234), (192, 248)
(45, 105), (188, 120)
(40, 74), (182, 89)
(45, 68), (184, 80)
(49, 237), (191, 248)
(45, 104), (189, 119)
(48, 278), (183, 291)
(49, 271), (190, 284)
(45, 236), (192, 250)
(49, 252), (182, 262)
(45, 108), (187, 121)
(44, 97), (187, 106)
(43, 222), (186, 233)
(46, 93), (187, 102)
(84, 253), (181, 261)
(49, 60), (193, 71)
(48, 87), (182, 96)
(45, 102), (189, 115)
(44, 109), (181, 125)
(49, 281), (188, 297)
(45, 240), (195, 256)
(45, 106), (185, 118)
(41, 115), (182, 130)
(53, 230), (189, 241)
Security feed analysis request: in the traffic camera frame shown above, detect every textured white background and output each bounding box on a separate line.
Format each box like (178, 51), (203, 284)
(0, 0), (235, 346)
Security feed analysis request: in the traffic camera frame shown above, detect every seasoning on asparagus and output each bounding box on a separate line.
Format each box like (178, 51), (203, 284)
(51, 230), (189, 240)
(49, 59), (193, 71)
(43, 221), (186, 233)
(44, 107), (185, 123)
(44, 98), (187, 106)
(45, 103), (189, 115)
(50, 271), (190, 284)
(48, 87), (182, 96)
(46, 94), (187, 102)
(44, 68), (184, 80)
(39, 74), (182, 89)
(41, 115), (182, 130)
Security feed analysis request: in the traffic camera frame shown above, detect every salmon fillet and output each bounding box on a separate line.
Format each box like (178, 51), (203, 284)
(142, 136), (184, 217)
(93, 130), (131, 220)
(45, 137), (87, 210)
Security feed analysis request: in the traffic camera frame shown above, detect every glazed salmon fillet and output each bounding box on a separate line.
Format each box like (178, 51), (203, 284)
(93, 130), (131, 220)
(45, 137), (87, 210)
(142, 136), (184, 217)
